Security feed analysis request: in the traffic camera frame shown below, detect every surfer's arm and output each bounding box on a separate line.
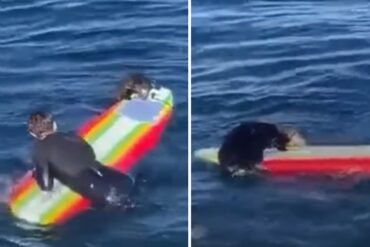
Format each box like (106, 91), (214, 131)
(33, 162), (54, 191)
(74, 134), (96, 160)
(32, 146), (54, 191)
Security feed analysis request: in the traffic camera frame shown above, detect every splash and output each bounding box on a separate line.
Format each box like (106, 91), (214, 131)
(0, 174), (14, 204)
(192, 225), (208, 240)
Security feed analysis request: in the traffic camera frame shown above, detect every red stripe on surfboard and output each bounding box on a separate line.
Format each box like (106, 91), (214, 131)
(77, 102), (119, 136)
(10, 103), (120, 205)
(264, 156), (370, 174)
(52, 103), (121, 222)
(53, 196), (90, 224)
(112, 110), (172, 170)
(10, 101), (171, 225)
(9, 172), (33, 203)
(54, 110), (172, 224)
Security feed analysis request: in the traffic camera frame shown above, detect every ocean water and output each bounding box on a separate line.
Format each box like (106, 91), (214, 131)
(192, 1), (370, 246)
(0, 0), (187, 246)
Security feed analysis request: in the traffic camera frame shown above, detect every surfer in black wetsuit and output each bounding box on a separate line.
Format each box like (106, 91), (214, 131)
(28, 73), (155, 208)
(218, 122), (306, 176)
(28, 111), (134, 208)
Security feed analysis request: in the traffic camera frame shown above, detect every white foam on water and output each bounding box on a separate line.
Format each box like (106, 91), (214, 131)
(0, 174), (14, 204)
(0, 234), (50, 247)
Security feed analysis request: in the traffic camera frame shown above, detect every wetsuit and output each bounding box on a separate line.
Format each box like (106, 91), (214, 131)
(31, 132), (133, 207)
(218, 122), (289, 173)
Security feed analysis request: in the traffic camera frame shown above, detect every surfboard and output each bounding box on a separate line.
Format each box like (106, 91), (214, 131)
(194, 145), (370, 174)
(8, 87), (173, 225)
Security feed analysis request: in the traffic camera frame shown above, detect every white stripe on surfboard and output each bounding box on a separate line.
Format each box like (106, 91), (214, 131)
(15, 94), (169, 223)
(90, 115), (139, 160)
(16, 116), (139, 223)
(17, 181), (69, 223)
(194, 148), (219, 164)
(194, 146), (370, 166)
(266, 145), (370, 158)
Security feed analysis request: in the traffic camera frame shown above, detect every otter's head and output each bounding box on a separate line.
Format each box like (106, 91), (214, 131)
(276, 125), (306, 150)
(117, 73), (153, 101)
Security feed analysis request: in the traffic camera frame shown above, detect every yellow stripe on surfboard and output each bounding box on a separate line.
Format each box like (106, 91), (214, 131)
(194, 148), (220, 164)
(10, 89), (173, 225)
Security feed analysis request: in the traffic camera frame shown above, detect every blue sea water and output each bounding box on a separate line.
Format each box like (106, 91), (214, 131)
(192, 1), (370, 246)
(0, 0), (187, 246)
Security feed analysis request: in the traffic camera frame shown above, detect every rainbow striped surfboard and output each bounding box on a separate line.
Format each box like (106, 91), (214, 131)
(195, 145), (370, 174)
(8, 87), (173, 225)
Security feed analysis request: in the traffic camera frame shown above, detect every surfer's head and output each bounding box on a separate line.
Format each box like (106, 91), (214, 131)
(116, 73), (153, 101)
(28, 111), (57, 140)
(276, 125), (306, 150)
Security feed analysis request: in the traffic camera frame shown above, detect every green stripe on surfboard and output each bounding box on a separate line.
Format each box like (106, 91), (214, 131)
(12, 87), (173, 225)
(101, 123), (147, 164)
(193, 146), (370, 165)
(85, 112), (119, 144)
(39, 122), (147, 221)
(28, 104), (163, 221)
(165, 94), (173, 106)
(12, 184), (40, 214)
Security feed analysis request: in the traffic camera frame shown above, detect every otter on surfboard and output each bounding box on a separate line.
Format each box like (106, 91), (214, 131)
(8, 74), (173, 225)
(194, 122), (370, 176)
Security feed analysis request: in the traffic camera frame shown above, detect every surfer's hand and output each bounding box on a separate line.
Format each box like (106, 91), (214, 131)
(231, 169), (248, 177)
(31, 168), (36, 178)
(31, 168), (49, 191)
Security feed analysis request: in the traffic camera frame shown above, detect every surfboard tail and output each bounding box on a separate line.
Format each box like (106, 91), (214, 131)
(194, 147), (220, 164)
